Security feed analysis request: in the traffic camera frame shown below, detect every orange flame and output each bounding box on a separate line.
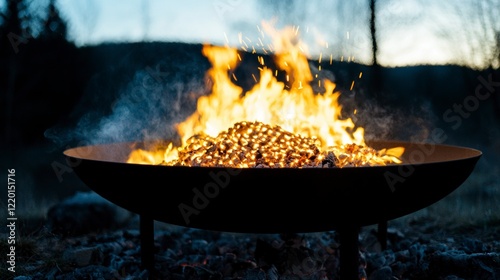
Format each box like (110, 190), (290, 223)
(127, 23), (404, 167)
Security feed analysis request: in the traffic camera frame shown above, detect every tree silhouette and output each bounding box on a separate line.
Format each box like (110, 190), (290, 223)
(369, 0), (378, 67)
(1, 0), (78, 147)
(0, 0), (33, 55)
(0, 0), (30, 147)
(39, 0), (68, 41)
(0, 0), (22, 35)
(369, 0), (383, 101)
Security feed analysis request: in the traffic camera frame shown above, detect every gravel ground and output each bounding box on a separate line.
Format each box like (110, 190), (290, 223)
(1, 189), (499, 280)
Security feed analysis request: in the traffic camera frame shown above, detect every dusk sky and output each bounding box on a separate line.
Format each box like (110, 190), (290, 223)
(3, 0), (499, 69)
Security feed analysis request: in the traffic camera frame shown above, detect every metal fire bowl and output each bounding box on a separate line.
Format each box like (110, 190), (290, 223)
(64, 140), (482, 233)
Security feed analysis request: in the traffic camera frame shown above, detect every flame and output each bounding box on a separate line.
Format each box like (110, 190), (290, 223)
(127, 23), (404, 167)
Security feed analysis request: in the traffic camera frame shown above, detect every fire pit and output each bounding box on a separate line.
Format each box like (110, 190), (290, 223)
(63, 140), (481, 279)
(63, 24), (483, 279)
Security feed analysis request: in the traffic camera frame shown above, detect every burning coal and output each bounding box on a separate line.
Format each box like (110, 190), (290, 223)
(130, 120), (402, 168)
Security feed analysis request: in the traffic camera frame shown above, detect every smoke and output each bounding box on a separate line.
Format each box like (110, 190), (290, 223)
(45, 58), (209, 149)
(339, 91), (438, 143)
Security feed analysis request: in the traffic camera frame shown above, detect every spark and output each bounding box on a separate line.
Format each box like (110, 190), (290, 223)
(258, 37), (264, 47)
(258, 56), (265, 65)
(267, 44), (274, 53)
(252, 74), (258, 83)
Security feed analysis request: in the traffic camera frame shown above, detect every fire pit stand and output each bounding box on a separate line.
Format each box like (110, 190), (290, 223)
(140, 215), (155, 273)
(138, 215), (369, 279)
(138, 215), (377, 279)
(64, 140), (482, 280)
(338, 226), (361, 279)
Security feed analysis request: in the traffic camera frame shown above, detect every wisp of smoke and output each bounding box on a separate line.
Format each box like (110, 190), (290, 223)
(45, 65), (207, 149)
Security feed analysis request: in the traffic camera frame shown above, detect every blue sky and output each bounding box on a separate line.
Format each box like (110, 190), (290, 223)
(3, 0), (498, 68)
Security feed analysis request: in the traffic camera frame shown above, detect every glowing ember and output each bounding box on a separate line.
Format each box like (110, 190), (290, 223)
(170, 121), (324, 168)
(127, 23), (404, 168)
(159, 120), (402, 168)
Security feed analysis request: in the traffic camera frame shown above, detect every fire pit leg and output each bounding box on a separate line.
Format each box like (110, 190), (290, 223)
(140, 215), (155, 274)
(338, 226), (360, 280)
(377, 220), (388, 250)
